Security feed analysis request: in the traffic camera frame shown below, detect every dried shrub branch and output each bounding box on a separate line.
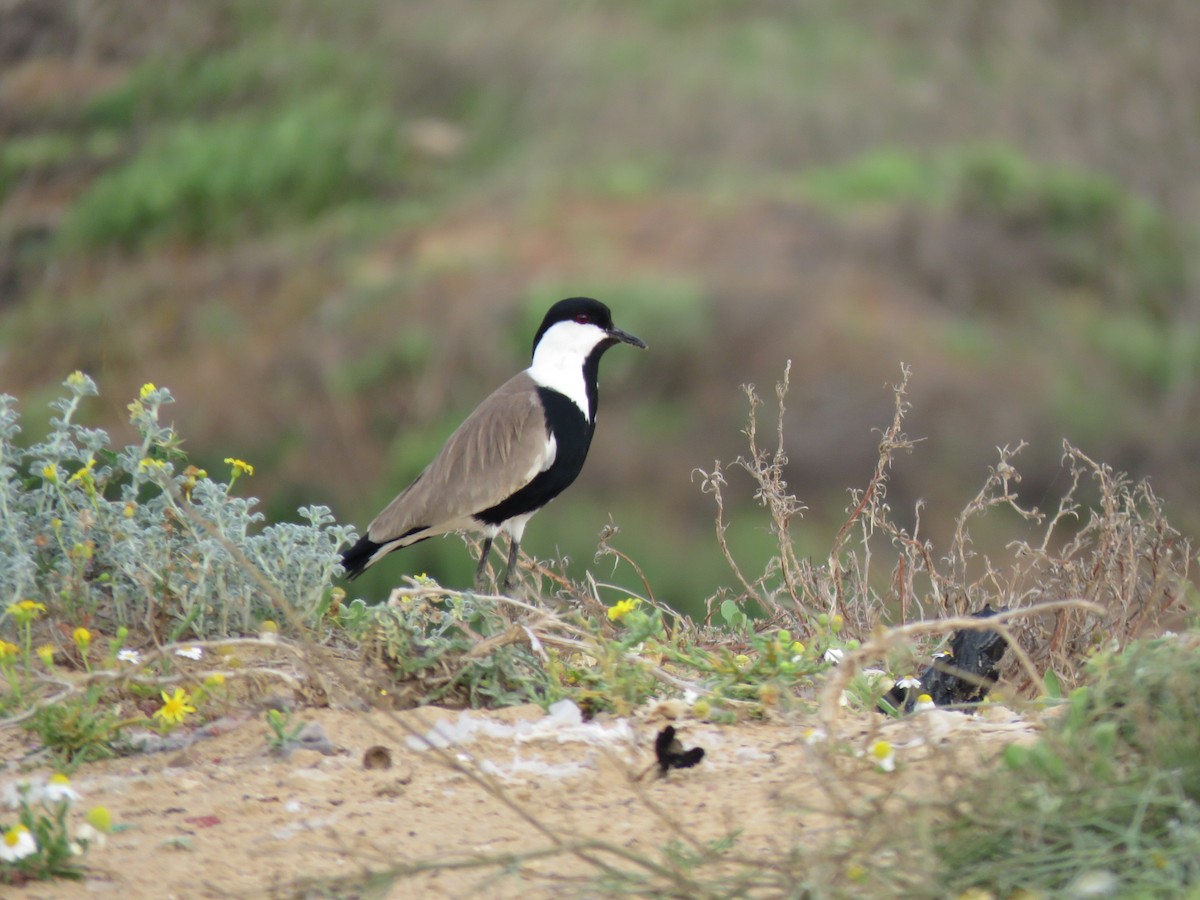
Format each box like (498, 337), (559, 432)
(701, 362), (1192, 689)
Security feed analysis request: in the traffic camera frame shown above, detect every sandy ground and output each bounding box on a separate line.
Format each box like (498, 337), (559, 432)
(2, 699), (1040, 899)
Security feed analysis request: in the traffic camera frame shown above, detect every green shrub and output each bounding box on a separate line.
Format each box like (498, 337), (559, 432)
(340, 577), (549, 708)
(83, 40), (348, 128)
(950, 144), (1186, 310)
(936, 635), (1200, 896)
(0, 134), (78, 200)
(800, 148), (938, 209)
(0, 373), (352, 641)
(62, 96), (408, 249)
(800, 144), (1187, 314)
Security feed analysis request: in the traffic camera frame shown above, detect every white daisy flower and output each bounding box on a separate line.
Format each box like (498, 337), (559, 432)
(823, 647), (844, 664)
(0, 824), (38, 862)
(802, 727), (827, 745)
(117, 648), (142, 664)
(174, 646), (203, 660)
(914, 693), (936, 712)
(869, 740), (896, 773)
(896, 674), (922, 691)
(43, 773), (81, 805)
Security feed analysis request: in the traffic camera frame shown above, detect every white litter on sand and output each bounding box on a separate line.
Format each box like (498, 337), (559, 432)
(405, 699), (636, 757)
(478, 753), (593, 781)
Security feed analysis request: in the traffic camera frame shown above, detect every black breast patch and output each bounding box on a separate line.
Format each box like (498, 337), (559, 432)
(474, 387), (594, 526)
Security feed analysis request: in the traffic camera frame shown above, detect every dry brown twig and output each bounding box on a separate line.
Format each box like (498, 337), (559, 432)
(594, 519), (657, 603)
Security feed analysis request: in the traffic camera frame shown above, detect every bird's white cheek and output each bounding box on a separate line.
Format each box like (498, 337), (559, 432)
(527, 320), (606, 419)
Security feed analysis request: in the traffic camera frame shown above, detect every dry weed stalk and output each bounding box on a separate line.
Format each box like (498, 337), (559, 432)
(694, 360), (811, 623)
(1000, 443), (1191, 688)
(701, 362), (1191, 689)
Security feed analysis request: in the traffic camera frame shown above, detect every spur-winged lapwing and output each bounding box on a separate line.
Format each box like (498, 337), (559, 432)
(341, 297), (646, 592)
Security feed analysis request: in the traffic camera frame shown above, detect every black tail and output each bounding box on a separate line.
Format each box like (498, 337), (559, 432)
(340, 533), (384, 580)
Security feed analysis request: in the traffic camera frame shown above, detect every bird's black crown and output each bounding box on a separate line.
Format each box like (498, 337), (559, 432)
(531, 297), (614, 355)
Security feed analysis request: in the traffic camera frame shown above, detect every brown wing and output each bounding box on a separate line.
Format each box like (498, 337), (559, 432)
(366, 372), (551, 544)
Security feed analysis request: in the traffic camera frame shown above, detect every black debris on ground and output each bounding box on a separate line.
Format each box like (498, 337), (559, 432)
(882, 605), (1009, 714)
(654, 725), (705, 775)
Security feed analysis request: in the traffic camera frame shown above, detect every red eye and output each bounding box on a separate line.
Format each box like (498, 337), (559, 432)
(574, 314), (591, 324)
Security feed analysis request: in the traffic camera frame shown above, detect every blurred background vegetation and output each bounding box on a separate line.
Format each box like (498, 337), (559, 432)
(2, 0), (1198, 617)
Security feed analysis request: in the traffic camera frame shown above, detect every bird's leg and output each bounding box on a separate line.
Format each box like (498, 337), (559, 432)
(500, 538), (521, 593)
(474, 536), (494, 592)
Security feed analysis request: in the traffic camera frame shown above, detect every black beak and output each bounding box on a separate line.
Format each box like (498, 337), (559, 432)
(608, 326), (647, 349)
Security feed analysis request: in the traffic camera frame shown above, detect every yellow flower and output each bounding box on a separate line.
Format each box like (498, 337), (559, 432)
(41, 463), (58, 483)
(606, 598), (640, 622)
(7, 599), (46, 624)
(204, 673), (226, 689)
(69, 458), (96, 484)
(36, 644), (55, 666)
(225, 460), (255, 482)
(123, 500), (137, 518)
(0, 640), (19, 661)
(139, 382), (157, 399)
(66, 371), (89, 390)
(139, 458), (167, 471)
(73, 627), (92, 650)
(154, 687), (197, 726)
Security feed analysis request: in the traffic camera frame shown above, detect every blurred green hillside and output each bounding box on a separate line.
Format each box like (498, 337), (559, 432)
(2, 0), (1198, 615)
